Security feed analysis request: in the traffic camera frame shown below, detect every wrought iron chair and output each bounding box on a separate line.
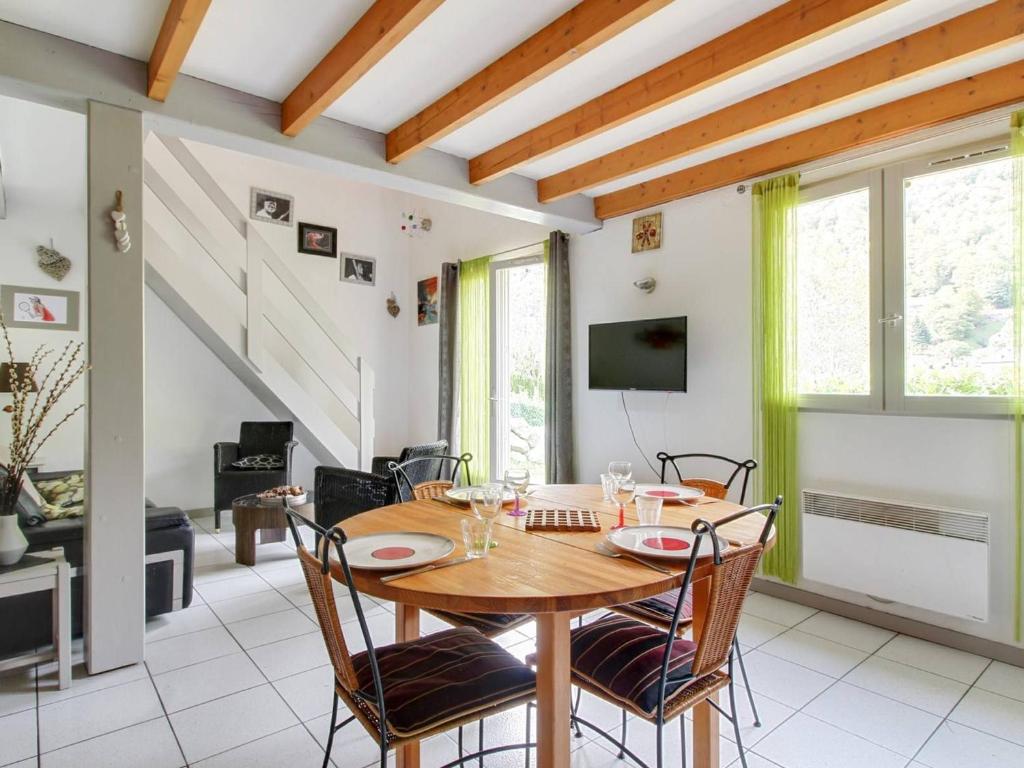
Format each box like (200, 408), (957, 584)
(551, 497), (782, 768)
(389, 452), (474, 501)
(282, 508), (536, 768)
(389, 453), (534, 637)
(609, 452), (762, 726)
(657, 452), (757, 502)
(372, 440), (451, 491)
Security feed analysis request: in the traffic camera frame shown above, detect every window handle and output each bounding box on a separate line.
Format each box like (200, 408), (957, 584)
(877, 313), (903, 327)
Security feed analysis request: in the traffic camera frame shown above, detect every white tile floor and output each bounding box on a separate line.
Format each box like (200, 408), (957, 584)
(2, 509), (1024, 768)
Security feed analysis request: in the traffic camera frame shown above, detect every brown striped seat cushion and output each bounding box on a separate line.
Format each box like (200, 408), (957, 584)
(570, 614), (697, 717)
(619, 587), (693, 625)
(351, 627), (535, 736)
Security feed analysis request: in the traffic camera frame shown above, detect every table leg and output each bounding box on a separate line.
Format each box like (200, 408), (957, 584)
(235, 521), (256, 566)
(54, 561), (71, 690)
(691, 575), (719, 768)
(259, 527), (287, 545)
(535, 612), (572, 768)
(395, 604), (420, 768)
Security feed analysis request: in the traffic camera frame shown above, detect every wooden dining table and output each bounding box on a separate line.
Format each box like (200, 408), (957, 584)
(330, 484), (771, 768)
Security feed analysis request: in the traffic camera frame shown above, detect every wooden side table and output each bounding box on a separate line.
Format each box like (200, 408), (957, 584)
(0, 548), (71, 689)
(232, 495), (290, 566)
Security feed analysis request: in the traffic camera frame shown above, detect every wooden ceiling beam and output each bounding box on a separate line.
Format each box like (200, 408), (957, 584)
(147, 0), (213, 101)
(593, 60), (1024, 220)
(540, 0), (1024, 202)
(281, 0), (444, 137)
(469, 0), (905, 185)
(385, 0), (672, 164)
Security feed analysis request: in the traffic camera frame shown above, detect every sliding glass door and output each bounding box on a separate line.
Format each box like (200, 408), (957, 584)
(490, 255), (546, 481)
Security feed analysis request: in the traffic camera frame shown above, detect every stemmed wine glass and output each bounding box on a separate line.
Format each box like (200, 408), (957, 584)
(503, 468), (530, 517)
(608, 461), (632, 484)
(611, 478), (636, 530)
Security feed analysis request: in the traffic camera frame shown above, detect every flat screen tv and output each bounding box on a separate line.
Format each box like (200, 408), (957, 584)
(589, 316), (687, 392)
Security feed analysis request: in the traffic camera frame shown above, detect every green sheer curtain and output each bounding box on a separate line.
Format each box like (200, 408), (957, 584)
(459, 255), (491, 484)
(752, 173), (801, 583)
(1012, 111), (1024, 640)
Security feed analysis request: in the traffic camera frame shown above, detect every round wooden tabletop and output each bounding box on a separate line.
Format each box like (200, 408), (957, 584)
(331, 484), (771, 615)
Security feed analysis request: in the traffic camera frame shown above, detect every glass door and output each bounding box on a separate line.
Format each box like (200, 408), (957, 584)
(490, 255), (546, 481)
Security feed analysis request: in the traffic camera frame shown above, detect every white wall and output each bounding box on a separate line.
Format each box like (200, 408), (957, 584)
(572, 188), (753, 486)
(570, 182), (1019, 646)
(144, 139), (547, 501)
(0, 95), (87, 472)
(145, 286), (318, 511)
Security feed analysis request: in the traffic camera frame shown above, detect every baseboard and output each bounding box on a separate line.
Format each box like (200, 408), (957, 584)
(751, 577), (1024, 668)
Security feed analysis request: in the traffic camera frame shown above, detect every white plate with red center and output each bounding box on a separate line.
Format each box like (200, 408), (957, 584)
(343, 532), (455, 570)
(635, 485), (703, 503)
(607, 525), (729, 561)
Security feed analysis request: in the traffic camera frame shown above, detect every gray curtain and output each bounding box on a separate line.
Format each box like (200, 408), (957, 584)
(545, 231), (575, 483)
(437, 262), (460, 448)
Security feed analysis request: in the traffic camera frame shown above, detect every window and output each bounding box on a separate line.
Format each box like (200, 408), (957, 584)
(797, 141), (1011, 415)
(491, 256), (546, 479)
(797, 186), (874, 397)
(900, 157), (1012, 399)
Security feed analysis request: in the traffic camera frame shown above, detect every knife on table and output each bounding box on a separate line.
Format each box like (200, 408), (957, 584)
(380, 556), (472, 583)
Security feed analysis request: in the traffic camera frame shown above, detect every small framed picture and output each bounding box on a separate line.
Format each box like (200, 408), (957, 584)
(341, 254), (376, 287)
(632, 212), (662, 253)
(297, 222), (337, 257)
(417, 276), (438, 326)
(249, 187), (294, 226)
(1, 285), (80, 331)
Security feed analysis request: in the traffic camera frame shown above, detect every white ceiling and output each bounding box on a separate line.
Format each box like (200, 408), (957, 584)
(0, 0), (1006, 202)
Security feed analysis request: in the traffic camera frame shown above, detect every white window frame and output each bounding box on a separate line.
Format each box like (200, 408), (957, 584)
(489, 252), (545, 480)
(798, 139), (1012, 417)
(797, 169), (884, 413)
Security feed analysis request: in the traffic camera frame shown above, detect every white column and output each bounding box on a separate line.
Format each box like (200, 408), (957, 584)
(85, 101), (145, 673)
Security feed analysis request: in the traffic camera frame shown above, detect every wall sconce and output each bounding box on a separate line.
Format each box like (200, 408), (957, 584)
(633, 277), (656, 294)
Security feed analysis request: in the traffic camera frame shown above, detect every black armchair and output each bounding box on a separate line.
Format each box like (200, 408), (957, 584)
(314, 440), (449, 530)
(214, 421), (297, 531)
(369, 440), (449, 483)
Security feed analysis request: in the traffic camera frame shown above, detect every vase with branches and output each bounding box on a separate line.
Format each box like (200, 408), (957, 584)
(0, 311), (87, 565)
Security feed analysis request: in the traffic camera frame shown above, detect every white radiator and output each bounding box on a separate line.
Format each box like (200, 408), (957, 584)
(802, 489), (989, 622)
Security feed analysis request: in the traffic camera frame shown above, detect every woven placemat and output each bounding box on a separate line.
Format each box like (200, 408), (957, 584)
(525, 508), (601, 532)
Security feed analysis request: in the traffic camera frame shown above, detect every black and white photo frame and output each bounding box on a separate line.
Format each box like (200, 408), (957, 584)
(249, 187), (294, 226)
(340, 254), (376, 287)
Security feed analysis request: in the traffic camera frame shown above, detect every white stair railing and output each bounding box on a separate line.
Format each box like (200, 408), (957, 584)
(143, 134), (374, 470)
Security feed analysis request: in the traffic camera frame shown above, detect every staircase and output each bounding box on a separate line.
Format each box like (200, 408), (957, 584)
(143, 134), (373, 470)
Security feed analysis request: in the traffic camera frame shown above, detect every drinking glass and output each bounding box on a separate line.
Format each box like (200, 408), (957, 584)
(471, 485), (504, 529)
(635, 494), (663, 526)
(461, 518), (492, 558)
(503, 468), (530, 517)
(611, 478), (636, 530)
(608, 461), (632, 484)
(599, 472), (616, 502)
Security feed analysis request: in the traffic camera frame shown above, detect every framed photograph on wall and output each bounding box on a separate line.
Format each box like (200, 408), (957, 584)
(249, 187), (294, 226)
(1, 285), (80, 330)
(297, 222), (337, 257)
(341, 254), (376, 286)
(417, 276), (438, 326)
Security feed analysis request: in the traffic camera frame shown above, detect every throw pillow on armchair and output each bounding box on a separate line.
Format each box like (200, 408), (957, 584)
(231, 454), (286, 470)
